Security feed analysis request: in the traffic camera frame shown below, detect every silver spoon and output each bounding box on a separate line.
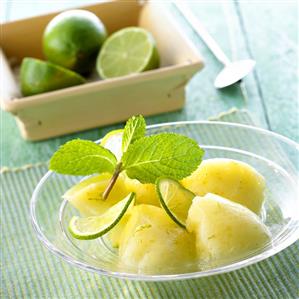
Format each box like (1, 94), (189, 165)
(174, 1), (255, 89)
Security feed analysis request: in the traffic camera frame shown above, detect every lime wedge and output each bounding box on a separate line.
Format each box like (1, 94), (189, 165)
(69, 192), (135, 240)
(96, 27), (159, 79)
(100, 129), (123, 161)
(156, 178), (195, 228)
(20, 58), (86, 96)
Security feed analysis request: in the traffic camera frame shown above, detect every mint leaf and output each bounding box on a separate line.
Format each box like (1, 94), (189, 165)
(122, 133), (204, 183)
(50, 139), (117, 175)
(122, 115), (146, 153)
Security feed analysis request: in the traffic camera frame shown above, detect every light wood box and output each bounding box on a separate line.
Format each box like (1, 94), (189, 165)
(0, 0), (204, 141)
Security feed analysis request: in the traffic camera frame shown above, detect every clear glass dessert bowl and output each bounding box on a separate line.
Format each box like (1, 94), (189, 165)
(30, 121), (299, 281)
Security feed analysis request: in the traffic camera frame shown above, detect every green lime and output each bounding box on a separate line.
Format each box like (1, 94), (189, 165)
(156, 178), (195, 228)
(100, 129), (124, 161)
(43, 10), (107, 74)
(20, 58), (85, 96)
(68, 192), (135, 240)
(96, 27), (159, 79)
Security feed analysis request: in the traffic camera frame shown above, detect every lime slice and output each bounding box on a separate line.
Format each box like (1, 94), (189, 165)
(156, 178), (195, 228)
(100, 129), (123, 161)
(20, 58), (86, 96)
(96, 27), (159, 79)
(69, 192), (135, 240)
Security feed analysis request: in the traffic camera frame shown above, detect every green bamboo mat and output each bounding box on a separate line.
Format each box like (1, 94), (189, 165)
(1, 110), (298, 299)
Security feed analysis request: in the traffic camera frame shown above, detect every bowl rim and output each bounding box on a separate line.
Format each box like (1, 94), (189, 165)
(30, 120), (299, 281)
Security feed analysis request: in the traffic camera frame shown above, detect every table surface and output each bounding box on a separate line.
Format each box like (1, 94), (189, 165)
(1, 0), (298, 168)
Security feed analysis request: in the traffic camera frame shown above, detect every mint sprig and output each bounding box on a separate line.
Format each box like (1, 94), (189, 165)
(49, 116), (204, 199)
(49, 139), (117, 175)
(122, 115), (146, 153)
(122, 133), (204, 184)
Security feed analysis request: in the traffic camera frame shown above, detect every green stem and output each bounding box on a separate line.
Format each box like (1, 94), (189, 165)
(102, 162), (122, 200)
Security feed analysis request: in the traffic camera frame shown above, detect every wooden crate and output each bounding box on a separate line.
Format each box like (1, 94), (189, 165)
(0, 0), (204, 140)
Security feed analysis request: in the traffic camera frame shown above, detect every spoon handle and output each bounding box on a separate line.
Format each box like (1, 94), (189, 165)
(174, 1), (231, 66)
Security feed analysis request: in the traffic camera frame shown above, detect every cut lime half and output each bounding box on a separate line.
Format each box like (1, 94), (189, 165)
(100, 129), (123, 161)
(69, 192), (135, 240)
(156, 178), (195, 228)
(97, 27), (159, 79)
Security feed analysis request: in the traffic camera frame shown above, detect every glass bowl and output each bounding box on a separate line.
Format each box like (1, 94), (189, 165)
(30, 121), (299, 281)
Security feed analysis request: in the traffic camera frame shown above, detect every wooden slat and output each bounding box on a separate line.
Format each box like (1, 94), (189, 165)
(236, 1), (298, 142)
(169, 1), (269, 127)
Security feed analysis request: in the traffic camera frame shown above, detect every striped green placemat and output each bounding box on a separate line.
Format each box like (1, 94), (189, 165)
(1, 109), (298, 299)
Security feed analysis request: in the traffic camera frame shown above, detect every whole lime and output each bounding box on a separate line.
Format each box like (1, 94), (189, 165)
(43, 10), (107, 75)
